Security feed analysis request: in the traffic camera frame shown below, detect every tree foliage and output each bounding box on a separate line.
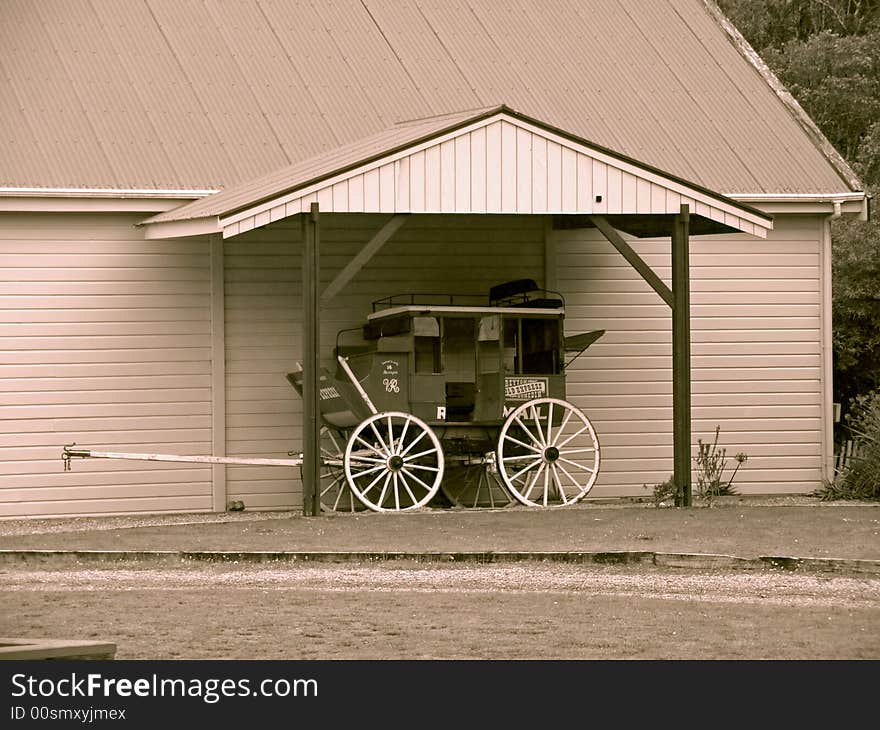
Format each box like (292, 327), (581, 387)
(718, 0), (880, 409)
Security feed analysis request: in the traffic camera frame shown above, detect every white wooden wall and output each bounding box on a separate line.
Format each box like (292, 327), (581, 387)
(0, 210), (824, 517)
(0, 213), (214, 517)
(223, 213), (545, 509)
(555, 214), (823, 496)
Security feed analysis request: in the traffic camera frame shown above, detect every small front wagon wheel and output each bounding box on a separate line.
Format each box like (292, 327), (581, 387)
(497, 398), (600, 507)
(344, 412), (445, 512)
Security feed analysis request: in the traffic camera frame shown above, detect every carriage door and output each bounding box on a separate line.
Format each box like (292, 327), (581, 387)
(474, 314), (502, 421)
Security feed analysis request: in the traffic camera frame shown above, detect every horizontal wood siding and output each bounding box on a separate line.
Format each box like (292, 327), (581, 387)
(556, 215), (823, 496)
(0, 213), (213, 517)
(223, 213), (545, 510)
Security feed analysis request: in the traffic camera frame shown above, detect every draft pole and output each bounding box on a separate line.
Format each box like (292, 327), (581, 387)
(672, 204), (692, 506)
(301, 203), (321, 516)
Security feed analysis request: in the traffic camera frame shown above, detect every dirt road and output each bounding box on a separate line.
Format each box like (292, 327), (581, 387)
(3, 562), (878, 659)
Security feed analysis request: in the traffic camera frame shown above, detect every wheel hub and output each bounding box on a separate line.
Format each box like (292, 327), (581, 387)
(387, 455), (405, 471)
(543, 446), (560, 463)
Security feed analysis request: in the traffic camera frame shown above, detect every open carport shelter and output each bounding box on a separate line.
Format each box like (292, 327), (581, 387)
(0, 0), (868, 518)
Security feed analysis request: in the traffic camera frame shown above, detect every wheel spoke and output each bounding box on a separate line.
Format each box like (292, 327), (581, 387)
(320, 473), (344, 498)
(392, 472), (400, 510)
(556, 423), (591, 450)
(376, 472), (393, 507)
(369, 420), (390, 454)
(358, 467), (390, 496)
(557, 455), (596, 473)
(523, 462), (546, 501)
(551, 464), (570, 503)
(528, 405), (547, 445)
(353, 436), (386, 459)
(332, 483), (346, 511)
(397, 417), (411, 455)
(555, 460), (583, 489)
(386, 415), (395, 456)
(545, 402), (553, 447)
(508, 456), (543, 483)
(557, 446), (596, 456)
(542, 462), (550, 506)
(325, 429), (343, 456)
(502, 453), (543, 462)
(550, 408), (574, 446)
(348, 450), (386, 464)
(398, 471), (419, 505)
(403, 446), (440, 462)
(400, 467), (434, 493)
(400, 429), (427, 457)
(404, 462), (440, 473)
(514, 415), (545, 448)
(502, 434), (543, 454)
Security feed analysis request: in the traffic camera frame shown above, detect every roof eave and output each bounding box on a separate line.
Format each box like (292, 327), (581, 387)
(141, 216), (221, 240)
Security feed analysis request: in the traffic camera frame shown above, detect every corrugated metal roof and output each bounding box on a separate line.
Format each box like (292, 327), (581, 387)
(144, 106), (500, 223)
(0, 0), (860, 194)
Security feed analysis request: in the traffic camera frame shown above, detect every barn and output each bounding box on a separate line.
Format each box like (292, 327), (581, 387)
(0, 0), (868, 518)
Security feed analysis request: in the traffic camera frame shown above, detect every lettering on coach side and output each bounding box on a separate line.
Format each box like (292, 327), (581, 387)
(504, 377), (547, 401)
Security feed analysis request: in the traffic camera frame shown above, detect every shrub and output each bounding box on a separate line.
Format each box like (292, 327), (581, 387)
(644, 475), (677, 508)
(694, 426), (748, 506)
(816, 390), (880, 501)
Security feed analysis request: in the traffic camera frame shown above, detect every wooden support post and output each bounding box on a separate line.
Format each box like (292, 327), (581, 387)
(301, 203), (321, 517)
(672, 204), (692, 507)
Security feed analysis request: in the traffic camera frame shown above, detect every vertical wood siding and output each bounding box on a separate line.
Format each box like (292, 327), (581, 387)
(0, 213), (213, 517)
(555, 215), (823, 496)
(222, 120), (767, 239)
(223, 214), (545, 509)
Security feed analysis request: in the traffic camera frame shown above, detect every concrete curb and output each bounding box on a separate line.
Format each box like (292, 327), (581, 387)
(1, 549), (878, 575)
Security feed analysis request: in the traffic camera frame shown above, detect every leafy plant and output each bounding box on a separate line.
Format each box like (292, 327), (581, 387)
(816, 389), (880, 500)
(644, 475), (677, 508)
(694, 426), (748, 506)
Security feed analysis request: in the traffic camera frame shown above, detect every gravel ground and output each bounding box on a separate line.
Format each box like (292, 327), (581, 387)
(4, 562), (879, 610)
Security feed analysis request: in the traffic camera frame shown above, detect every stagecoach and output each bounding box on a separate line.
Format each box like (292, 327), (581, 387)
(288, 279), (604, 512)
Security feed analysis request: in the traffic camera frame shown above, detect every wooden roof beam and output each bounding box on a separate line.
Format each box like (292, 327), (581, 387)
(321, 215), (408, 303)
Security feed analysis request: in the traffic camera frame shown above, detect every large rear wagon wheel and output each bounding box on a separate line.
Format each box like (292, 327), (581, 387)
(497, 398), (600, 507)
(344, 412), (444, 512)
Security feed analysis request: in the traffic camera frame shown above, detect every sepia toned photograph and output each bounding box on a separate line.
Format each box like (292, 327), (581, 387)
(0, 1), (877, 700)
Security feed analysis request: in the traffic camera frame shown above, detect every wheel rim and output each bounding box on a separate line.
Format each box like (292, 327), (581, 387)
(318, 427), (364, 513)
(344, 412), (444, 512)
(497, 398), (600, 507)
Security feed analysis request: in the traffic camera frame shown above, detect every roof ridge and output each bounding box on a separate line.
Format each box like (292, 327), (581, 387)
(393, 104), (507, 126)
(700, 0), (863, 192)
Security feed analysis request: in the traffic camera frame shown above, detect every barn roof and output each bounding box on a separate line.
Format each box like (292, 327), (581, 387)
(0, 0), (861, 196)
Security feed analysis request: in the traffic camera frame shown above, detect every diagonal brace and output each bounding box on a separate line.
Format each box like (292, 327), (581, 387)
(321, 214), (408, 303)
(589, 215), (674, 308)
